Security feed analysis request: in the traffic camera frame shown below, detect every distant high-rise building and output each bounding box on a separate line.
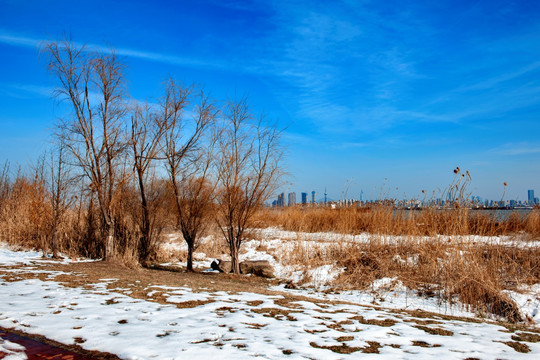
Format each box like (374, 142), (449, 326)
(288, 192), (296, 206)
(311, 191), (316, 204)
(528, 190), (535, 205)
(277, 192), (285, 207)
(301, 192), (308, 205)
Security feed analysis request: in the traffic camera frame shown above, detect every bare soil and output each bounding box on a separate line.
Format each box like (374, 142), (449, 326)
(0, 326), (120, 359)
(1, 258), (539, 340)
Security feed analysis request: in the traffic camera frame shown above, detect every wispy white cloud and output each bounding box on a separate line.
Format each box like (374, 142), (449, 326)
(0, 82), (55, 99)
(3, 2), (539, 143)
(490, 142), (540, 156)
(0, 81), (110, 105)
(425, 81), (540, 124)
(337, 141), (370, 149)
(0, 32), (224, 71)
(112, 47), (222, 70)
(0, 81), (166, 115)
(456, 61), (540, 92)
(244, 1), (540, 141)
(0, 12), (428, 136)
(0, 33), (40, 47)
(243, 1), (437, 135)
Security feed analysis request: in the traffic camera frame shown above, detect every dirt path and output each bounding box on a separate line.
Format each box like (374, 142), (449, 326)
(0, 260), (288, 307)
(0, 328), (119, 360)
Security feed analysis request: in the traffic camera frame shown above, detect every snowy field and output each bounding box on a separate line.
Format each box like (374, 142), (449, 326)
(1, 230), (539, 359)
(164, 228), (540, 324)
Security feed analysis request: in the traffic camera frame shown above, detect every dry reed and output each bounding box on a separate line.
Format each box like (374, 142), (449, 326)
(1, 171), (538, 322)
(253, 206), (540, 238)
(254, 206), (539, 322)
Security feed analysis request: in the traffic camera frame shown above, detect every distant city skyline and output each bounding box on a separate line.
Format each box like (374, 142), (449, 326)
(1, 1), (539, 201)
(274, 188), (539, 205)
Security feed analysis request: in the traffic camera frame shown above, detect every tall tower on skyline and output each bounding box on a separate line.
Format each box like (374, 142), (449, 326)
(277, 192), (285, 207)
(301, 192), (308, 205)
(528, 190), (535, 205)
(311, 191), (316, 204)
(288, 192), (296, 206)
(324, 187), (327, 204)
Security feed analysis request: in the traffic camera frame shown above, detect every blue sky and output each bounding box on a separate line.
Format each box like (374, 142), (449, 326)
(1, 0), (539, 201)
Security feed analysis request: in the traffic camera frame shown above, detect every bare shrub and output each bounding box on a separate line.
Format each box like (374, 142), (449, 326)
(525, 210), (540, 239)
(215, 98), (284, 274)
(162, 82), (218, 271)
(0, 174), (51, 250)
(0, 161), (10, 216)
(196, 225), (230, 260)
(129, 104), (170, 264)
(325, 237), (537, 322)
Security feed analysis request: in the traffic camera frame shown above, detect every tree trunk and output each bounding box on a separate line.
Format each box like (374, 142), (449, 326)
(137, 170), (152, 264)
(52, 220), (59, 259)
(105, 222), (114, 261)
(187, 242), (194, 272)
(230, 243), (240, 275)
(41, 235), (48, 258)
(138, 212), (151, 264)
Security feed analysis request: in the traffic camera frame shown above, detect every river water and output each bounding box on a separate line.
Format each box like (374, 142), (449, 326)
(395, 208), (535, 220)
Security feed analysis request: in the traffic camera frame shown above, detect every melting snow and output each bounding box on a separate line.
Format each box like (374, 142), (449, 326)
(1, 234), (539, 359)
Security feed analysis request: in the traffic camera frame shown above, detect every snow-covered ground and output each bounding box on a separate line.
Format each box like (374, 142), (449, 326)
(0, 338), (26, 360)
(1, 230), (539, 359)
(252, 227), (540, 248)
(162, 228), (540, 324)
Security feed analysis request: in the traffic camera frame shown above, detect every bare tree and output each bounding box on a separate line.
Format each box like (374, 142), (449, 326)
(0, 161), (10, 214)
(44, 39), (126, 261)
(0, 161), (9, 244)
(47, 138), (74, 258)
(30, 154), (50, 257)
(174, 126), (219, 271)
(129, 103), (169, 264)
(161, 81), (218, 270)
(215, 98), (284, 274)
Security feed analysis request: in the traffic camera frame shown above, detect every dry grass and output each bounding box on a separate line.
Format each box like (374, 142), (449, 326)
(253, 206), (540, 238)
(253, 206), (539, 323)
(512, 332), (540, 343)
(496, 340), (531, 353)
(331, 239), (536, 322)
(1, 172), (538, 323)
(309, 340), (382, 354)
(412, 340), (441, 348)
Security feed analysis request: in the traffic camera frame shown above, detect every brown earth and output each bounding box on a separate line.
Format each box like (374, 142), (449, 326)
(0, 327), (119, 359)
(1, 258), (538, 338)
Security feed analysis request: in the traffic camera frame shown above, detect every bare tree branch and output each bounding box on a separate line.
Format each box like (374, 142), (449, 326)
(215, 98), (284, 274)
(44, 38), (127, 260)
